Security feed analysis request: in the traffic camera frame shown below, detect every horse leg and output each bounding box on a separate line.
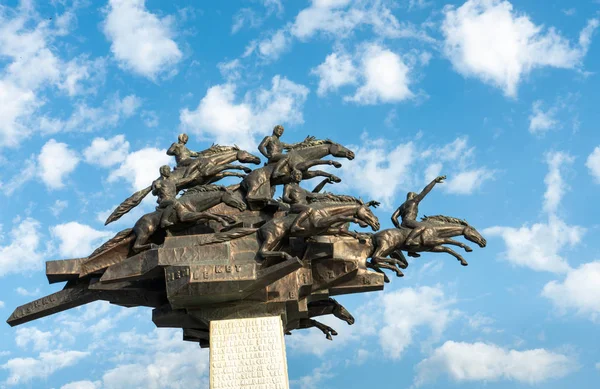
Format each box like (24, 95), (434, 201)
(295, 159), (341, 171)
(258, 230), (294, 264)
(372, 257), (404, 277)
(366, 262), (390, 283)
(298, 319), (338, 340)
(439, 238), (473, 252)
(390, 249), (409, 269)
(430, 245), (469, 266)
(302, 170), (341, 183)
(213, 163), (253, 173)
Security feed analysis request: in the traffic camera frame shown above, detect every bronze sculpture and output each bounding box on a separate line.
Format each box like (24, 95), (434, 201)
(7, 126), (486, 345)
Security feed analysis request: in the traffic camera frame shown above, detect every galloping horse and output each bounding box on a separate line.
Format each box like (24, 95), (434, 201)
(105, 145), (261, 225)
(241, 139), (355, 210)
(369, 215), (487, 279)
(285, 298), (355, 340)
(258, 195), (380, 263)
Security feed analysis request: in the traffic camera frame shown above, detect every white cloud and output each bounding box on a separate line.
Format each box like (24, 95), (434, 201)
(15, 327), (53, 352)
(414, 341), (578, 387)
(50, 200), (69, 217)
(141, 110), (159, 127)
(0, 5), (107, 147)
(50, 222), (114, 258)
(340, 135), (492, 207)
(84, 135), (130, 168)
(103, 0), (182, 79)
(484, 217), (582, 274)
(346, 44), (413, 104)
(377, 286), (459, 359)
(256, 29), (291, 60)
(529, 100), (558, 134)
(543, 152), (573, 214)
(38, 139), (80, 189)
(0, 218), (44, 278)
(1, 350), (89, 386)
(61, 381), (102, 389)
(180, 76), (309, 148)
(585, 146), (600, 183)
(0, 300), (5, 308)
(444, 168), (494, 194)
(0, 80), (39, 147)
(290, 362), (334, 389)
(108, 147), (171, 191)
(100, 329), (209, 389)
(341, 139), (416, 207)
(15, 287), (40, 297)
(442, 0), (598, 97)
(484, 151), (582, 273)
(311, 51), (358, 96)
(542, 261), (600, 322)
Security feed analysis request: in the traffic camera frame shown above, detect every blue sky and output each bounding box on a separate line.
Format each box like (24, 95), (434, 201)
(1, 0), (600, 388)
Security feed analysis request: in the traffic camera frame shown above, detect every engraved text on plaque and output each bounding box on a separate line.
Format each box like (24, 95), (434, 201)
(210, 316), (289, 389)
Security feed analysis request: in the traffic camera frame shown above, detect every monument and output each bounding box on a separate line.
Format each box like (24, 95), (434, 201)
(7, 126), (487, 388)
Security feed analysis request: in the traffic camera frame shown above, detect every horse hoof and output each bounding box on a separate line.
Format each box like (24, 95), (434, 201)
(326, 334), (332, 341)
(397, 270), (404, 277)
(460, 260), (468, 266)
(383, 274), (390, 283)
(331, 330), (338, 336)
(465, 247), (473, 252)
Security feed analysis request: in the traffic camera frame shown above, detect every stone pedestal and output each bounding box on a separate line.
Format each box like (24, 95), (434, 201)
(210, 316), (289, 389)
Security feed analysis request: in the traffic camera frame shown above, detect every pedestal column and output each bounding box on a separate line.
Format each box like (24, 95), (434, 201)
(210, 316), (289, 389)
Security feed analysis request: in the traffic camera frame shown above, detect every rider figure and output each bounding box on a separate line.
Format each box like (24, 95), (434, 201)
(151, 165), (196, 229)
(392, 175), (446, 247)
(167, 133), (203, 177)
(258, 125), (313, 180)
(282, 169), (333, 207)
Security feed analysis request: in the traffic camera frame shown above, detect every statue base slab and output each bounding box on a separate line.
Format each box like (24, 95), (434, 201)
(209, 316), (289, 389)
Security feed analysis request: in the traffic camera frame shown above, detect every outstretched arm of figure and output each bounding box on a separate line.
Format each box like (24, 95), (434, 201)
(311, 178), (331, 193)
(258, 136), (271, 158)
(415, 175), (446, 203)
(391, 206), (402, 228)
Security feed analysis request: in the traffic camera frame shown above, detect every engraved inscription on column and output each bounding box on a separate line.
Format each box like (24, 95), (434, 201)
(210, 316), (289, 389)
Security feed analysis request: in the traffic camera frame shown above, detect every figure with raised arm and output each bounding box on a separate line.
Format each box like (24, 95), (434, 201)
(282, 169), (334, 207)
(391, 175), (446, 247)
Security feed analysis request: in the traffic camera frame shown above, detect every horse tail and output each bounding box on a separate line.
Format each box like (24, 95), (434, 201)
(105, 186), (152, 225)
(89, 228), (134, 258)
(196, 228), (258, 246)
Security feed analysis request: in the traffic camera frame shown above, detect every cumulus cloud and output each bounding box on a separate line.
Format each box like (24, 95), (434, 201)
(485, 152), (583, 273)
(1, 350), (89, 386)
(311, 52), (358, 96)
(84, 134), (130, 168)
(585, 146), (600, 183)
(414, 341), (578, 387)
(50, 222), (114, 258)
(542, 261), (600, 322)
(15, 327), (53, 352)
(529, 100), (558, 134)
(180, 76), (309, 148)
(339, 135), (492, 208)
(0, 4), (107, 147)
(103, 0), (182, 79)
(107, 147), (171, 191)
(60, 381), (102, 389)
(442, 0), (598, 97)
(346, 44), (413, 104)
(38, 139), (80, 189)
(0, 218), (44, 278)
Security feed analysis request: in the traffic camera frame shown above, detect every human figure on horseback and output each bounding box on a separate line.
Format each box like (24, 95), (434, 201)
(391, 175), (446, 249)
(167, 133), (205, 178)
(258, 125), (314, 180)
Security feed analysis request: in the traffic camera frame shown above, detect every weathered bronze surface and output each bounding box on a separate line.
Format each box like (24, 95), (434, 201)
(7, 128), (486, 346)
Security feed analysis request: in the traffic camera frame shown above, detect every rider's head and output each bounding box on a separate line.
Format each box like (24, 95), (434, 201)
(273, 125), (284, 137)
(407, 192), (417, 200)
(160, 165), (171, 177)
(178, 133), (189, 144)
(290, 168), (302, 183)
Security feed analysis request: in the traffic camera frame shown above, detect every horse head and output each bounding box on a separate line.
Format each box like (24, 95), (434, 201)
(236, 148), (261, 165)
(332, 301), (355, 325)
(356, 202), (380, 231)
(464, 225), (487, 248)
(328, 140), (355, 160)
